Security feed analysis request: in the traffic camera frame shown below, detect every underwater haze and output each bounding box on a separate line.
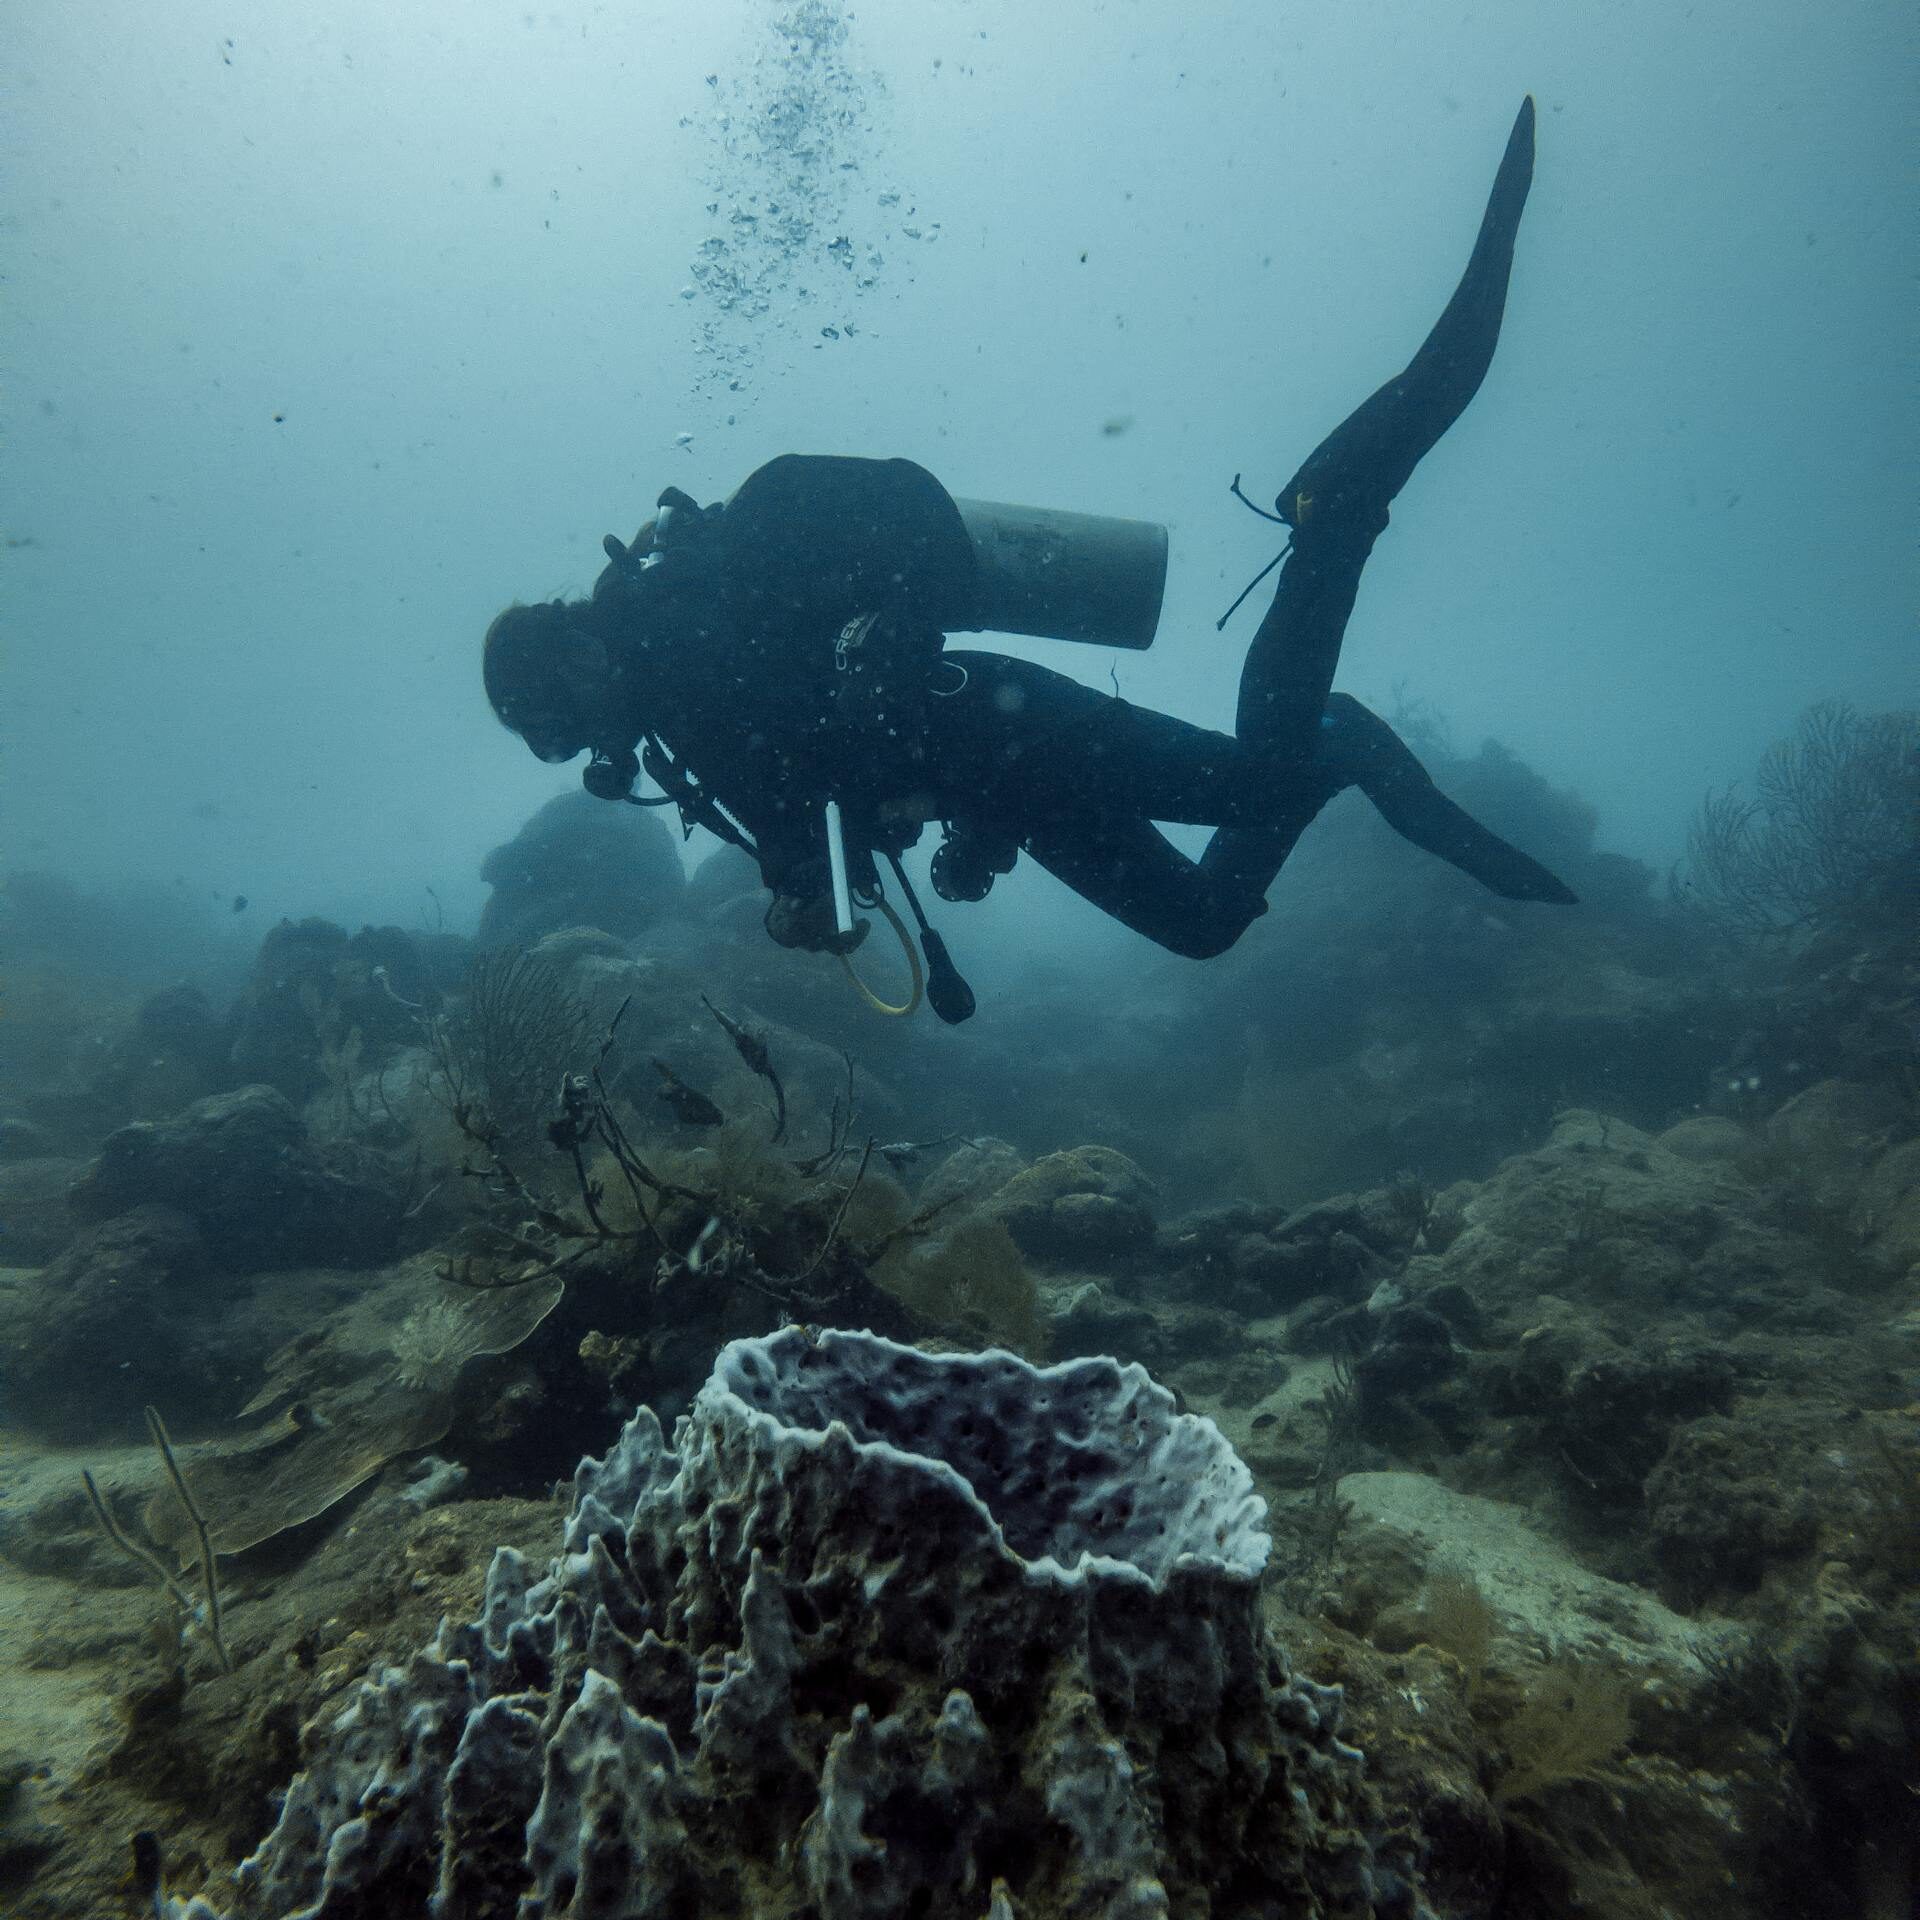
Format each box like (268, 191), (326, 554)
(5, 0), (1913, 936)
(3, 6), (1919, 1920)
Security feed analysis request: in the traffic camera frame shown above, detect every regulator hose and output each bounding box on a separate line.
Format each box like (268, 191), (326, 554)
(837, 894), (924, 1017)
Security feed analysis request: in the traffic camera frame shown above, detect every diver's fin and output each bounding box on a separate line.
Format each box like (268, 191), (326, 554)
(1324, 694), (1578, 904)
(1377, 781), (1578, 904)
(1457, 833), (1579, 906)
(1280, 96), (1537, 535)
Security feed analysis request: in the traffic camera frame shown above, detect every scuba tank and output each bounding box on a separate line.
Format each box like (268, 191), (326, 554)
(603, 476), (1170, 653)
(952, 498), (1167, 651)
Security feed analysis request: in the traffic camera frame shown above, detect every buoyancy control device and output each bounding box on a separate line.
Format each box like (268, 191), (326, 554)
(587, 459), (1173, 1025)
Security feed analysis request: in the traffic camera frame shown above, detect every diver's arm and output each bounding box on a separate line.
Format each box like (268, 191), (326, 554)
(1322, 696), (1578, 904)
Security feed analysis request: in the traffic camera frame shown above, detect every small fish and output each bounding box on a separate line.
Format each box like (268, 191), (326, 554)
(131, 1830), (165, 1906)
(371, 963), (423, 1011)
(686, 1215), (722, 1272)
(702, 995), (786, 1142)
(651, 1058), (723, 1127)
(877, 1134), (967, 1172)
(231, 894), (248, 913)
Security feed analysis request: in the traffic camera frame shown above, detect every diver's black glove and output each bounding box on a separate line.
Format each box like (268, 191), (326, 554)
(764, 893), (870, 956)
(594, 489), (725, 613)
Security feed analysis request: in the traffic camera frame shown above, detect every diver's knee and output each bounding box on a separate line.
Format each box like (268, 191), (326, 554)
(1320, 693), (1423, 783)
(1320, 691), (1370, 730)
(1163, 892), (1266, 960)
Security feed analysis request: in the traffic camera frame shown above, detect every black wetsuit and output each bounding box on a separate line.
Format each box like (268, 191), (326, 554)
(585, 98), (1572, 956)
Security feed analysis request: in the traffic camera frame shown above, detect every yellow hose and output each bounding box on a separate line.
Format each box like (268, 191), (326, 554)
(837, 895), (924, 1017)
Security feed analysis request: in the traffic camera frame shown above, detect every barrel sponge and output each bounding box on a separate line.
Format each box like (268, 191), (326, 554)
(691, 1325), (1272, 1585)
(176, 1330), (1405, 1920)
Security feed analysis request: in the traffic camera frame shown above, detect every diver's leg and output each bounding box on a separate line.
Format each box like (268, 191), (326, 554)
(1236, 97), (1537, 772)
(926, 652), (1342, 927)
(1194, 771), (1342, 904)
(928, 653), (1252, 824)
(1321, 694), (1577, 903)
(1022, 815), (1268, 959)
(921, 657), (1272, 950)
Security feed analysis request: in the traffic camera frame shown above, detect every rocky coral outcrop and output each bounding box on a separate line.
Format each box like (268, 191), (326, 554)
(0, 1205), (224, 1439)
(986, 1145), (1158, 1266)
(0, 1156), (87, 1266)
(1763, 1077), (1910, 1215)
(172, 1328), (1411, 1920)
(226, 918), (452, 1105)
(1712, 919), (1920, 1122)
(1854, 1136), (1920, 1276)
(1162, 1186), (1431, 1319)
(1407, 1109), (1835, 1334)
(69, 1085), (401, 1271)
(478, 790), (685, 951)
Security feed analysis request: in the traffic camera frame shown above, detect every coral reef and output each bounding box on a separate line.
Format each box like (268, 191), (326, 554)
(3, 737), (1916, 1920)
(477, 791), (685, 951)
(2, 1207), (217, 1440)
(170, 1329), (1402, 1920)
(1686, 701), (1918, 937)
(985, 1145), (1160, 1266)
(70, 1085), (403, 1272)
(226, 919), (450, 1107)
(1175, 1097), (1920, 1919)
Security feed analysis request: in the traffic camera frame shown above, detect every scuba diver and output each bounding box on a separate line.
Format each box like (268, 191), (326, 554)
(485, 99), (1573, 1023)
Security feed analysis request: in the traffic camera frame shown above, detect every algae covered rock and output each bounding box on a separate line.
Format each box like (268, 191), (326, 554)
(915, 1135), (1026, 1217)
(0, 1156), (86, 1266)
(989, 1145), (1158, 1265)
(1764, 1077), (1909, 1213)
(1047, 1279), (1167, 1364)
(69, 1085), (401, 1271)
(1654, 1114), (1754, 1166)
(1645, 1416), (1822, 1605)
(1163, 1188), (1423, 1317)
(174, 1328), (1412, 1920)
(1852, 1135), (1920, 1276)
(0, 1204), (219, 1439)
(477, 789), (685, 950)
